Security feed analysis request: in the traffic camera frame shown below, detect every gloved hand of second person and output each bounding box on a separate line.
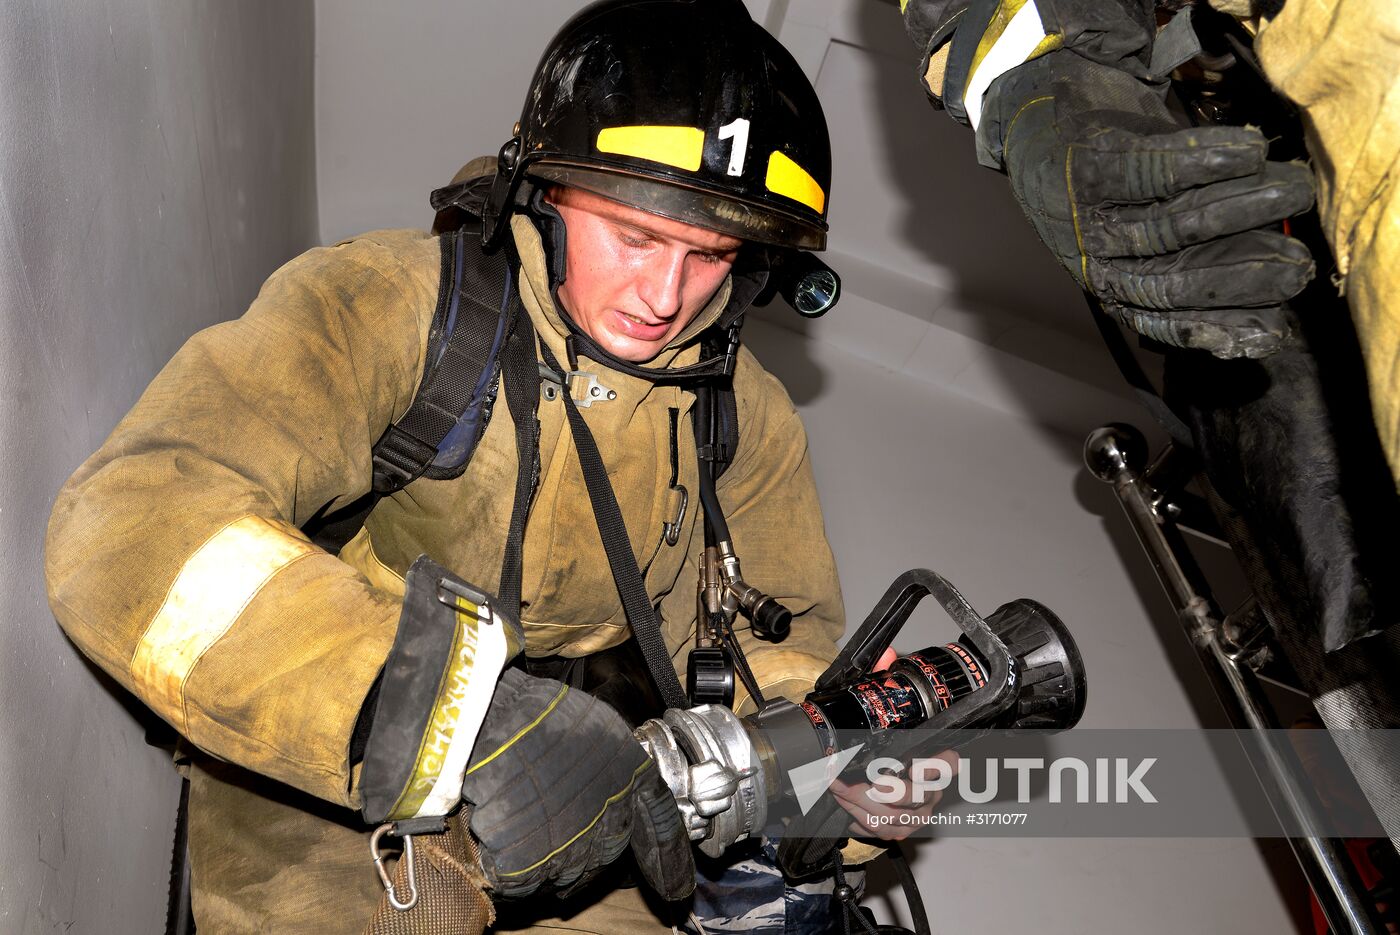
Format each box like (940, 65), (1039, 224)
(461, 666), (696, 901)
(981, 51), (1316, 359)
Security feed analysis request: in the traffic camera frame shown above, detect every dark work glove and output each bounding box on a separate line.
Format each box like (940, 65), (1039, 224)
(983, 51), (1316, 358)
(461, 667), (695, 901)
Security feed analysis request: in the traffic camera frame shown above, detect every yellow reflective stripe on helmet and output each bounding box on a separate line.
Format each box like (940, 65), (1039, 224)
(130, 516), (317, 732)
(765, 151), (825, 213)
(597, 125), (705, 172)
(963, 0), (1055, 130)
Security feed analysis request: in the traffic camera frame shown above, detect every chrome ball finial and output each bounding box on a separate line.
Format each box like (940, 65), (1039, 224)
(1084, 424), (1146, 484)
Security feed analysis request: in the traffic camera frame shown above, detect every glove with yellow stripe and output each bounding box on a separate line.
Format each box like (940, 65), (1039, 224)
(357, 557), (693, 901)
(903, 0), (1316, 359)
(461, 667), (696, 901)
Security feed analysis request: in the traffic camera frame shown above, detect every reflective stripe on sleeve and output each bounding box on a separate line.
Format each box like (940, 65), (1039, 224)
(963, 0), (1054, 130)
(130, 516), (317, 732)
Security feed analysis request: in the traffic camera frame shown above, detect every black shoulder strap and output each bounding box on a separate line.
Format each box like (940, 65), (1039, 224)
(694, 324), (742, 479)
(303, 226), (526, 554)
(493, 280), (539, 621)
(372, 229), (518, 492)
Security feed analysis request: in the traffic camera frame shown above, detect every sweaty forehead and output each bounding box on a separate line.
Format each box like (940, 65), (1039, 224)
(550, 185), (744, 253)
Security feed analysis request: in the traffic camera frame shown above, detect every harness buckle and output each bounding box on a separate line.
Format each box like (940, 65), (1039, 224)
(369, 823), (419, 912)
(538, 363), (617, 408)
(437, 577), (490, 614)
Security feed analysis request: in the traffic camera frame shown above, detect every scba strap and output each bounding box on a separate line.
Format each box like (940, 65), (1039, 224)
(372, 227), (519, 493)
(369, 224), (541, 621)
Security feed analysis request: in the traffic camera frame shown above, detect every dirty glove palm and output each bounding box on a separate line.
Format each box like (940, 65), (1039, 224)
(984, 52), (1315, 358)
(461, 667), (695, 900)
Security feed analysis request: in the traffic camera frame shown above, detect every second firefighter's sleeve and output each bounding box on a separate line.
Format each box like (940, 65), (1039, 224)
(900, 0), (1157, 151)
(45, 231), (460, 807)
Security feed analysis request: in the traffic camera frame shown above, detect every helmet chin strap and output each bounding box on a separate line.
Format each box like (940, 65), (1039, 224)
(518, 184), (770, 386)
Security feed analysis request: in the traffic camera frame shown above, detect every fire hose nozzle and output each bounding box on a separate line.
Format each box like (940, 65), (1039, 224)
(643, 569), (1088, 877)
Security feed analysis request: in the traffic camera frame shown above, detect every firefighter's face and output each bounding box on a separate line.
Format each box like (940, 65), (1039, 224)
(547, 186), (741, 363)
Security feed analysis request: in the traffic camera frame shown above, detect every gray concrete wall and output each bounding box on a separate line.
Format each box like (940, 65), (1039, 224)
(0, 2), (317, 932)
(315, 0), (583, 245)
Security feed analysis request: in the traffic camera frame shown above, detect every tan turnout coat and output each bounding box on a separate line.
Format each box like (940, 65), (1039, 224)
(46, 215), (845, 932)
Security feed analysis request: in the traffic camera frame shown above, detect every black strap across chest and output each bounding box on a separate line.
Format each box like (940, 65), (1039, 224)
(539, 342), (691, 709)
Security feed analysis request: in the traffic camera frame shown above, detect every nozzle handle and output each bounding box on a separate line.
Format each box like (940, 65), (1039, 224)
(815, 569), (991, 692)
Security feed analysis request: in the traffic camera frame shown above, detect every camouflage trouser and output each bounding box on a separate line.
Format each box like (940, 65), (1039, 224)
(491, 839), (864, 935)
(683, 841), (865, 935)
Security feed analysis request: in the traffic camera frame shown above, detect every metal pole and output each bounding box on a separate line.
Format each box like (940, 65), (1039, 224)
(1085, 425), (1385, 935)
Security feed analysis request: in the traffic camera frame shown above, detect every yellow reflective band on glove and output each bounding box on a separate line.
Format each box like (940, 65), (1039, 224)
(765, 151), (826, 212)
(969, 0), (1035, 72)
(964, 0), (1060, 130)
(597, 125), (705, 171)
(130, 516), (316, 732)
(394, 595), (513, 821)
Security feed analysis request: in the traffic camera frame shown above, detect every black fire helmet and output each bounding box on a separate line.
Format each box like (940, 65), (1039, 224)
(481, 0), (832, 252)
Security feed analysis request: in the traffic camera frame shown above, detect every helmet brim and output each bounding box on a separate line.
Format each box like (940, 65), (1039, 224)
(528, 162), (827, 251)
